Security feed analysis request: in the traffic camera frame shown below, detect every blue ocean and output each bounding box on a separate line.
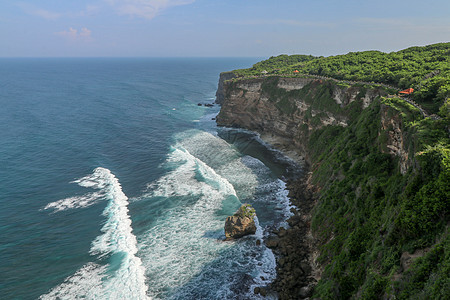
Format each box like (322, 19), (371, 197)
(0, 58), (298, 299)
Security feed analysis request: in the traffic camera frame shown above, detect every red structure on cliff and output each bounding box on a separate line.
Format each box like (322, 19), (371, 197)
(399, 88), (414, 95)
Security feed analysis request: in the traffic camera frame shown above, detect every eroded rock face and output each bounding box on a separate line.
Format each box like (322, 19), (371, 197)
(224, 204), (257, 240)
(215, 72), (237, 104)
(380, 104), (411, 174)
(216, 76), (387, 164)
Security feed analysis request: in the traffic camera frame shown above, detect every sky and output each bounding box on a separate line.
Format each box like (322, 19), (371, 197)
(0, 0), (449, 57)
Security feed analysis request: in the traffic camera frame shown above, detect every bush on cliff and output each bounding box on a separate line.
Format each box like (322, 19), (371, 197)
(236, 203), (256, 218)
(232, 42), (450, 114)
(308, 98), (449, 299)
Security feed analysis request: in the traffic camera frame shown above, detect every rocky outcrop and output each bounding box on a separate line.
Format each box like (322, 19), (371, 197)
(379, 104), (413, 174)
(224, 204), (257, 240)
(216, 76), (388, 164)
(215, 72), (237, 105)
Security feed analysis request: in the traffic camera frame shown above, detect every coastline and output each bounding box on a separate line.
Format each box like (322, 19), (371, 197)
(213, 95), (319, 298)
(248, 134), (319, 299)
(268, 172), (319, 299)
(216, 122), (318, 298)
(214, 44), (450, 298)
(258, 133), (307, 167)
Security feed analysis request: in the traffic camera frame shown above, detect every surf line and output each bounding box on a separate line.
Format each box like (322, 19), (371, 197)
(41, 167), (150, 300)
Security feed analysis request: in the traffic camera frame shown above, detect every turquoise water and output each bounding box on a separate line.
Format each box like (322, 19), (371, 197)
(0, 58), (298, 299)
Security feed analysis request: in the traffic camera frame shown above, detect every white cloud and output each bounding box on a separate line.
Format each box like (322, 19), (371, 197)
(18, 3), (99, 20)
(71, 5), (101, 17)
(17, 3), (61, 20)
(32, 8), (62, 20)
(105, 0), (195, 19)
(56, 27), (92, 41)
(220, 18), (335, 29)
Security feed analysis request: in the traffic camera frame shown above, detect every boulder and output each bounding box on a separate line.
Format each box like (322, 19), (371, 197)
(265, 236), (280, 248)
(224, 204), (257, 240)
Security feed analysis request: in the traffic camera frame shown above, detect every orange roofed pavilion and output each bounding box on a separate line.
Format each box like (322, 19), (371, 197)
(293, 70), (299, 73)
(399, 88), (414, 95)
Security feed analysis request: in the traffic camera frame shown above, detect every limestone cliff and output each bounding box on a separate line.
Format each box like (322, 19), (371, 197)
(379, 103), (414, 174)
(215, 71), (237, 105)
(216, 75), (388, 164)
(215, 50), (449, 299)
(215, 75), (424, 299)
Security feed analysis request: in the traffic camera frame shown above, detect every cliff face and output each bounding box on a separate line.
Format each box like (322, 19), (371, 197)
(215, 75), (449, 299)
(215, 71), (237, 105)
(379, 104), (413, 174)
(216, 76), (388, 163)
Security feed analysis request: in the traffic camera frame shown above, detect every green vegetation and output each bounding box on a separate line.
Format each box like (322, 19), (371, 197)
(395, 234), (449, 299)
(231, 43), (450, 114)
(236, 54), (316, 75)
(308, 97), (449, 299)
(222, 42), (449, 298)
(236, 203), (256, 218)
(260, 76), (345, 115)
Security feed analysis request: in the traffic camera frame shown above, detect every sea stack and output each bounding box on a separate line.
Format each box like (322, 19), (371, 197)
(224, 204), (257, 240)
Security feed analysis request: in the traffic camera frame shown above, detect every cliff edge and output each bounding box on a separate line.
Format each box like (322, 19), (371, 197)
(215, 53), (449, 299)
(216, 75), (389, 165)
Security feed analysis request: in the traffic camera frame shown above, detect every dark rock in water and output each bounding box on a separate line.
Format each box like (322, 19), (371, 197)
(256, 239), (261, 246)
(277, 227), (287, 237)
(253, 287), (267, 296)
(224, 204), (256, 240)
(211, 117), (216, 120)
(197, 103), (202, 106)
(204, 103), (214, 107)
(265, 236), (280, 248)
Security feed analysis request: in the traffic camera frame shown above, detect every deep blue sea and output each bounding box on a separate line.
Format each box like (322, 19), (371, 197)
(0, 58), (299, 299)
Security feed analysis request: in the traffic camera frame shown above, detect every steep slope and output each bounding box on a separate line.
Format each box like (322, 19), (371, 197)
(216, 43), (449, 299)
(216, 76), (390, 164)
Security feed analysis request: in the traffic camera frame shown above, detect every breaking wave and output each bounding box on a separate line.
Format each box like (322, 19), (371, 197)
(138, 130), (288, 299)
(40, 167), (149, 300)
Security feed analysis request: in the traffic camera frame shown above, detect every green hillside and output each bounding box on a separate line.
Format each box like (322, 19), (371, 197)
(232, 43), (450, 114)
(308, 98), (449, 299)
(220, 43), (450, 299)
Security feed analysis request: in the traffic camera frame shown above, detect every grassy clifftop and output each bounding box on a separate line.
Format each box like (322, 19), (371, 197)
(229, 43), (450, 114)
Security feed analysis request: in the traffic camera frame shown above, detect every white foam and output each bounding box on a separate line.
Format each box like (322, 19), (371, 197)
(42, 167), (114, 212)
(40, 167), (150, 300)
(140, 131), (287, 298)
(173, 130), (258, 200)
(140, 146), (241, 297)
(87, 168), (149, 299)
(275, 180), (295, 226)
(42, 192), (104, 212)
(40, 263), (107, 300)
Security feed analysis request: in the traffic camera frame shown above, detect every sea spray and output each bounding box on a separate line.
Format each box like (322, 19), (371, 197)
(139, 146), (240, 297)
(174, 130), (259, 200)
(40, 168), (149, 300)
(138, 131), (288, 299)
(0, 58), (263, 299)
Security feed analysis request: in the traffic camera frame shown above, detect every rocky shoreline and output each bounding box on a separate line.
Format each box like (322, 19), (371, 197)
(217, 125), (320, 298)
(214, 72), (324, 298)
(245, 133), (320, 298)
(262, 172), (319, 299)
